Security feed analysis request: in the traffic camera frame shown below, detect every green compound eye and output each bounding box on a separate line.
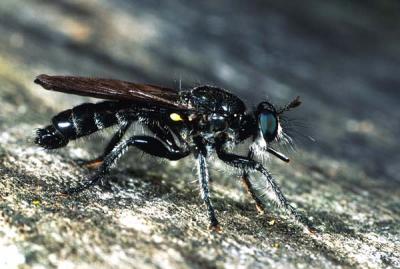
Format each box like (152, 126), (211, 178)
(259, 112), (278, 142)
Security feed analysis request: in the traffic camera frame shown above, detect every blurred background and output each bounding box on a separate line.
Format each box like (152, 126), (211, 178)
(1, 0), (399, 183)
(0, 1), (399, 268)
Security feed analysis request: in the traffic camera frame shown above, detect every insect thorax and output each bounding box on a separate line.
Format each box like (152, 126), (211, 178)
(186, 86), (246, 115)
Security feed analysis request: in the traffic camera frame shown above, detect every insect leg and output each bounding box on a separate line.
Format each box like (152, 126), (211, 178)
(77, 122), (132, 169)
(216, 147), (314, 231)
(64, 135), (189, 194)
(146, 122), (181, 148)
(241, 172), (266, 214)
(197, 153), (220, 231)
(103, 122), (132, 156)
(240, 150), (266, 213)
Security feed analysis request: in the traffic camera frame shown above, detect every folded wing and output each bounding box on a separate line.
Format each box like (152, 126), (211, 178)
(34, 74), (188, 110)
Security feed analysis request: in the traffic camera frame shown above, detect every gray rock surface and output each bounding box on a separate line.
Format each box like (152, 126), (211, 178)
(0, 1), (399, 268)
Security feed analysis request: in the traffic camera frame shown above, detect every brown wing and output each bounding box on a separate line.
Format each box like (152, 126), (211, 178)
(34, 74), (188, 110)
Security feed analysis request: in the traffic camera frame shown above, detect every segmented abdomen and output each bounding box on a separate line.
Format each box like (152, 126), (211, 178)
(35, 101), (131, 149)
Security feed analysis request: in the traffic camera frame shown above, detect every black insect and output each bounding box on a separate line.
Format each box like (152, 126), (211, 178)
(34, 74), (314, 231)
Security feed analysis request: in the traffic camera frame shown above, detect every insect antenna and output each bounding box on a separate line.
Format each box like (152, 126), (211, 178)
(277, 96), (302, 114)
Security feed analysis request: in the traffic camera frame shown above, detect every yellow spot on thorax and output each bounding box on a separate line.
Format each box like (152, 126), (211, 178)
(170, 113), (183, 122)
(32, 200), (41, 206)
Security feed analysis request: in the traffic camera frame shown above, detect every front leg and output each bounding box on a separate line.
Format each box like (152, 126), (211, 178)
(241, 150), (266, 214)
(196, 153), (220, 231)
(216, 147), (315, 231)
(242, 172), (266, 214)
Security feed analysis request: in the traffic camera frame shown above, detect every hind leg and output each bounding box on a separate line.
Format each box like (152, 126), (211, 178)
(77, 122), (132, 169)
(64, 135), (189, 194)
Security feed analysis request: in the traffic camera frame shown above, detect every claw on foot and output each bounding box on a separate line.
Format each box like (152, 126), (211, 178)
(58, 192), (69, 197)
(306, 226), (318, 235)
(255, 204), (265, 215)
(209, 224), (223, 233)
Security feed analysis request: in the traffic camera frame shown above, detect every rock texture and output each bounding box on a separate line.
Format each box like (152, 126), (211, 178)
(0, 1), (399, 268)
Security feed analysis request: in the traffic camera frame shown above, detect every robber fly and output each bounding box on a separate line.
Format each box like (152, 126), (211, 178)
(34, 74), (313, 231)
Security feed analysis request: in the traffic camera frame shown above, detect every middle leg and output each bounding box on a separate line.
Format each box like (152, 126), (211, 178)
(197, 153), (220, 231)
